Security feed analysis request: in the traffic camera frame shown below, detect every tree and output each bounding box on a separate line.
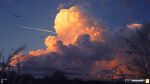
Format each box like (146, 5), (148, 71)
(1, 46), (26, 72)
(51, 71), (68, 81)
(124, 23), (150, 78)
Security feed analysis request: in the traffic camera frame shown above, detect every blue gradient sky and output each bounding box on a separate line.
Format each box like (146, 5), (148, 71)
(0, 0), (150, 57)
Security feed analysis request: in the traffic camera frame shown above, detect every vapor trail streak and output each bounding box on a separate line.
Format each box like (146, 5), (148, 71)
(18, 26), (56, 34)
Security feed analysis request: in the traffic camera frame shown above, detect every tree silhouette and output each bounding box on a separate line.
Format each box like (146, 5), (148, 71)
(51, 71), (68, 81)
(124, 23), (150, 78)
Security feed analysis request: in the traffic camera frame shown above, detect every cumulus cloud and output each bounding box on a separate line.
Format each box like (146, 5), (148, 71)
(10, 6), (145, 79)
(126, 23), (143, 30)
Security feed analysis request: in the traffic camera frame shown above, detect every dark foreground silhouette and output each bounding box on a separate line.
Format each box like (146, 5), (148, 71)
(0, 71), (130, 84)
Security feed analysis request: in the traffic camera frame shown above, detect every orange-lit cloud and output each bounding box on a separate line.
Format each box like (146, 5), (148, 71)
(10, 53), (27, 66)
(54, 6), (104, 44)
(126, 23), (143, 30)
(90, 55), (138, 79)
(9, 6), (142, 79)
(29, 6), (104, 56)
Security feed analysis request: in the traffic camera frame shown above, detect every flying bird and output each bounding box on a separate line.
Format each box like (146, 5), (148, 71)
(18, 26), (57, 36)
(14, 14), (22, 18)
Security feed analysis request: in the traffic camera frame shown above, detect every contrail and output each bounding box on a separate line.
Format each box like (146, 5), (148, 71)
(18, 26), (56, 34)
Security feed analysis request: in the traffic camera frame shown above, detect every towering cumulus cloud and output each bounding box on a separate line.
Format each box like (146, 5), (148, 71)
(29, 6), (104, 56)
(10, 6), (136, 79)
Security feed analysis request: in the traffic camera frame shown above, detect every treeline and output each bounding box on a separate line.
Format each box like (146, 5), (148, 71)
(0, 71), (125, 84)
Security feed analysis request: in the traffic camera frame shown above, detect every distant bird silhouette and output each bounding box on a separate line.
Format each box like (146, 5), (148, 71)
(14, 14), (22, 18)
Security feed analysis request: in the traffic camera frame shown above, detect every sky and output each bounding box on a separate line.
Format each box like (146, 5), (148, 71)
(0, 0), (150, 58)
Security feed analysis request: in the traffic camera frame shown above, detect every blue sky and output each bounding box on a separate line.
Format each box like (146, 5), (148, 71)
(0, 0), (150, 57)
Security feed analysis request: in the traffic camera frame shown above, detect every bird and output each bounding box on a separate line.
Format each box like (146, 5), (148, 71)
(14, 14), (22, 18)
